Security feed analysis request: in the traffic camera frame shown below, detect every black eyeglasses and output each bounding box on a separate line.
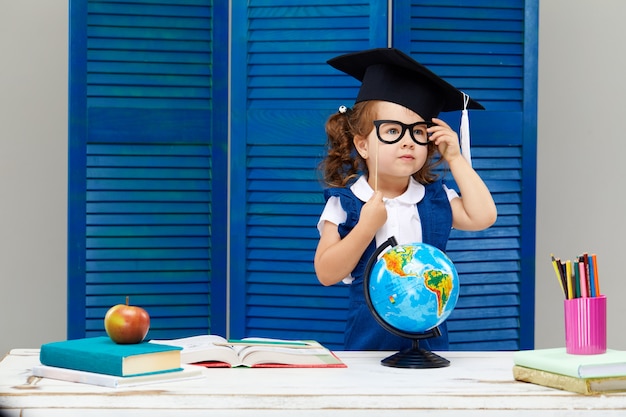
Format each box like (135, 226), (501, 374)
(373, 120), (434, 146)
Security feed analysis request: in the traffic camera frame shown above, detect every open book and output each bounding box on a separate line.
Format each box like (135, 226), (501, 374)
(149, 335), (346, 368)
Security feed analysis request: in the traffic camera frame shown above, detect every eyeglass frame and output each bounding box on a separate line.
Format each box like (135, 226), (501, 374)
(372, 119), (434, 146)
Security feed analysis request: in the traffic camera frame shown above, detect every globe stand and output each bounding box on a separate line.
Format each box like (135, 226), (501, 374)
(380, 329), (450, 369)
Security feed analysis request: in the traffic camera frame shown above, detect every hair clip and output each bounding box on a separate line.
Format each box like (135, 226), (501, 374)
(338, 105), (349, 114)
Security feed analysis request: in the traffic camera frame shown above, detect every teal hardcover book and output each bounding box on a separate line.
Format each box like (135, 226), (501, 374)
(513, 348), (626, 378)
(40, 336), (182, 377)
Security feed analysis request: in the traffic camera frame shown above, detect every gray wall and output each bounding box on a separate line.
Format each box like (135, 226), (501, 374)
(535, 0), (626, 349)
(1, 0), (625, 356)
(1, 0), (68, 355)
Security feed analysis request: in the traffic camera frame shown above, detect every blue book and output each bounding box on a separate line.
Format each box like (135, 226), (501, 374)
(40, 336), (182, 377)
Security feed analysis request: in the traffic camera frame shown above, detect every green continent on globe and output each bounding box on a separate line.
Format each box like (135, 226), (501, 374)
(382, 247), (415, 277)
(381, 247), (453, 317)
(423, 269), (454, 317)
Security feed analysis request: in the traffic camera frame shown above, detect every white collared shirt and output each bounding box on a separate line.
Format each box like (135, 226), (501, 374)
(317, 176), (458, 283)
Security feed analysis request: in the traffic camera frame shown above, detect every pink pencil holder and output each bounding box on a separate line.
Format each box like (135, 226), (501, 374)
(564, 295), (607, 355)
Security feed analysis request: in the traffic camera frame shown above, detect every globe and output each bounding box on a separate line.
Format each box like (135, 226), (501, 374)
(363, 238), (460, 368)
(366, 241), (459, 335)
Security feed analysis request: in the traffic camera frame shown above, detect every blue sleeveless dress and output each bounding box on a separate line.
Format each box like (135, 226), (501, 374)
(324, 179), (453, 351)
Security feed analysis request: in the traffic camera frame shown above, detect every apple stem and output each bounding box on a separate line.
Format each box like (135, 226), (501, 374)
(126, 296), (129, 306)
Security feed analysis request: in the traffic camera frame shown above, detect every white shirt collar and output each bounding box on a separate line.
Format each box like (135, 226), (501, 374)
(350, 176), (425, 204)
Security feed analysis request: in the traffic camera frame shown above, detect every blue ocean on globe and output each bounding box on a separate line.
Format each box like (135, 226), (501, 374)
(368, 242), (460, 334)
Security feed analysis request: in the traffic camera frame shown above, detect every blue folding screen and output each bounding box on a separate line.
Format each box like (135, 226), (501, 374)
(69, 0), (537, 350)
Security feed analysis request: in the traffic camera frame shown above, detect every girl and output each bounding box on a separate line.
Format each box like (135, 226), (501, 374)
(314, 48), (497, 351)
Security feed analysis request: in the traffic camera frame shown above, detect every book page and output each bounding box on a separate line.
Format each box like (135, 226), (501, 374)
(149, 335), (239, 366)
(233, 339), (341, 367)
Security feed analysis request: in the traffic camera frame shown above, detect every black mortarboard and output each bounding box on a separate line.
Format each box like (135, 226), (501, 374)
(327, 48), (484, 120)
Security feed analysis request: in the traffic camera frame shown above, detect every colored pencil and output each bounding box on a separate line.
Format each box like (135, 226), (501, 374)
(588, 254), (596, 297)
(592, 253), (600, 296)
(582, 253), (592, 297)
(578, 260), (588, 298)
(565, 260), (573, 299)
(573, 260), (581, 299)
(551, 255), (566, 298)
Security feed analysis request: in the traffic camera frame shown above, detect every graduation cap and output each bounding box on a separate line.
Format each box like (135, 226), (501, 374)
(327, 47), (484, 164)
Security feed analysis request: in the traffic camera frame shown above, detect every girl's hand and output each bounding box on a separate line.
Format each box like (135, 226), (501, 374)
(359, 191), (387, 234)
(314, 191), (388, 286)
(429, 117), (462, 162)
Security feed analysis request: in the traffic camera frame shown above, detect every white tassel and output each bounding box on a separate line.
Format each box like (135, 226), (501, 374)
(460, 92), (472, 167)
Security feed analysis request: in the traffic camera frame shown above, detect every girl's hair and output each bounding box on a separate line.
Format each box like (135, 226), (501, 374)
(319, 100), (441, 188)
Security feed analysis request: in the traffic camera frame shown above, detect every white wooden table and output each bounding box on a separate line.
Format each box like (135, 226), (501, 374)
(1, 349), (626, 416)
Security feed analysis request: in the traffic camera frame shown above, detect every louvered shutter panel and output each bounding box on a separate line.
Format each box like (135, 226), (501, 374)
(393, 0), (537, 350)
(68, 0), (228, 339)
(229, 1), (388, 349)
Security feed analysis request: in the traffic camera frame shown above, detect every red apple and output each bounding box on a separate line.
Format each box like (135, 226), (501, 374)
(104, 296), (150, 344)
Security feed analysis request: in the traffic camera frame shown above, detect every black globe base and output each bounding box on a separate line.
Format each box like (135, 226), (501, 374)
(381, 347), (450, 369)
(380, 338), (450, 369)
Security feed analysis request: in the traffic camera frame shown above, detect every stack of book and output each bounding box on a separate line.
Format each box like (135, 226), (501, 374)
(34, 336), (204, 388)
(34, 334), (345, 387)
(513, 347), (626, 395)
